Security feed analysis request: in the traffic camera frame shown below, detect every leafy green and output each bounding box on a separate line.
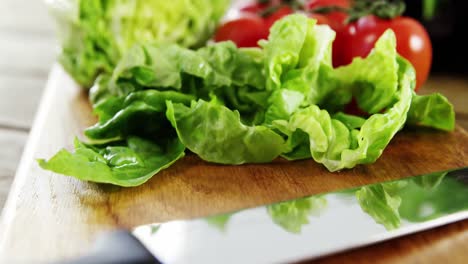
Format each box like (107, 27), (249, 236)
(38, 136), (185, 187)
(412, 171), (447, 190)
(205, 213), (234, 232)
(39, 14), (456, 186)
(332, 31), (400, 114)
(398, 172), (468, 222)
(47, 0), (231, 87)
(86, 90), (195, 141)
(261, 15), (336, 113)
(355, 169), (468, 229)
(166, 100), (285, 164)
(274, 34), (415, 171)
(264, 89), (304, 124)
(261, 15), (312, 92)
(407, 93), (455, 131)
(150, 225), (161, 235)
(96, 42), (267, 114)
(356, 184), (402, 230)
(267, 196), (327, 233)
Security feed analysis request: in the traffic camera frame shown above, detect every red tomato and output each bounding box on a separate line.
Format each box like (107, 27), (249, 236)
(332, 21), (356, 67)
(337, 16), (432, 91)
(344, 98), (370, 117)
(306, 0), (350, 26)
(240, 3), (268, 14)
(215, 2), (293, 48)
(240, 0), (281, 14)
(307, 0), (351, 10)
(263, 6), (294, 29)
(309, 13), (333, 25)
(213, 16), (268, 48)
(306, 0), (351, 68)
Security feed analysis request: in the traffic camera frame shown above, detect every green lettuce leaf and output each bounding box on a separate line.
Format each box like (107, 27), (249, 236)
(264, 89), (304, 124)
(97, 42), (267, 111)
(332, 30), (400, 113)
(38, 14), (458, 186)
(261, 14), (311, 91)
(274, 32), (414, 171)
(205, 213), (235, 232)
(267, 196), (327, 233)
(261, 14), (336, 122)
(399, 172), (468, 222)
(38, 136), (185, 187)
(86, 90), (195, 141)
(166, 100), (285, 164)
(356, 184), (402, 230)
(407, 93), (455, 131)
(411, 171), (447, 190)
(47, 0), (230, 87)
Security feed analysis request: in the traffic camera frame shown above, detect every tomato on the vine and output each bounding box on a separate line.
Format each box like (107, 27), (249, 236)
(213, 15), (268, 48)
(240, 0), (281, 14)
(335, 15), (432, 91)
(305, 0), (351, 68)
(309, 13), (333, 25)
(214, 2), (293, 48)
(240, 2), (269, 14)
(214, 0), (432, 92)
(306, 0), (351, 26)
(263, 6), (294, 29)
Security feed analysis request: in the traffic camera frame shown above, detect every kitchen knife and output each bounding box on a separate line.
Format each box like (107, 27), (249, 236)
(53, 167), (468, 264)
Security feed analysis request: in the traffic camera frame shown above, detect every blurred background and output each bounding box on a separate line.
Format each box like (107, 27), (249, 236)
(0, 0), (56, 209)
(0, 0), (467, 211)
(405, 0), (468, 74)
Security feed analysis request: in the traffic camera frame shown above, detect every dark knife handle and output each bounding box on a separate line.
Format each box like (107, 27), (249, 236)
(52, 229), (161, 264)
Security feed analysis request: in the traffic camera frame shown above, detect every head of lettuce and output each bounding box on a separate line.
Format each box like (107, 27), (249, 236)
(46, 0), (231, 88)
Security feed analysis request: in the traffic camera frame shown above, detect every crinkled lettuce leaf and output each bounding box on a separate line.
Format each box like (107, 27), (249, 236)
(39, 14), (457, 186)
(38, 136), (185, 187)
(332, 31), (400, 114)
(86, 90), (195, 141)
(261, 15), (336, 122)
(166, 100), (285, 164)
(47, 0), (231, 87)
(97, 42), (267, 112)
(261, 15), (311, 91)
(267, 196), (327, 233)
(274, 32), (414, 171)
(356, 183), (402, 230)
(205, 213), (235, 232)
(399, 172), (468, 222)
(407, 92), (455, 131)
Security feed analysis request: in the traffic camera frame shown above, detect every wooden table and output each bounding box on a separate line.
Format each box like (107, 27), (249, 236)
(0, 1), (467, 263)
(0, 0), (56, 209)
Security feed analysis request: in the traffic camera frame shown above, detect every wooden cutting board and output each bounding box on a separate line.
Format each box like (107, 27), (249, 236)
(0, 65), (467, 263)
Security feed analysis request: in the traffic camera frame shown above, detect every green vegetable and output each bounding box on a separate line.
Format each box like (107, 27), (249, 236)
(274, 40), (415, 171)
(205, 213), (234, 232)
(399, 174), (468, 222)
(356, 184), (402, 230)
(85, 90), (195, 141)
(407, 92), (455, 131)
(267, 196), (327, 233)
(39, 14), (456, 186)
(47, 0), (231, 87)
(355, 169), (468, 229)
(38, 136), (184, 187)
(166, 100), (285, 164)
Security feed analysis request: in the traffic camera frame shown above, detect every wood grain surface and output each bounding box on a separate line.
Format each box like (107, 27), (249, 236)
(0, 65), (466, 263)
